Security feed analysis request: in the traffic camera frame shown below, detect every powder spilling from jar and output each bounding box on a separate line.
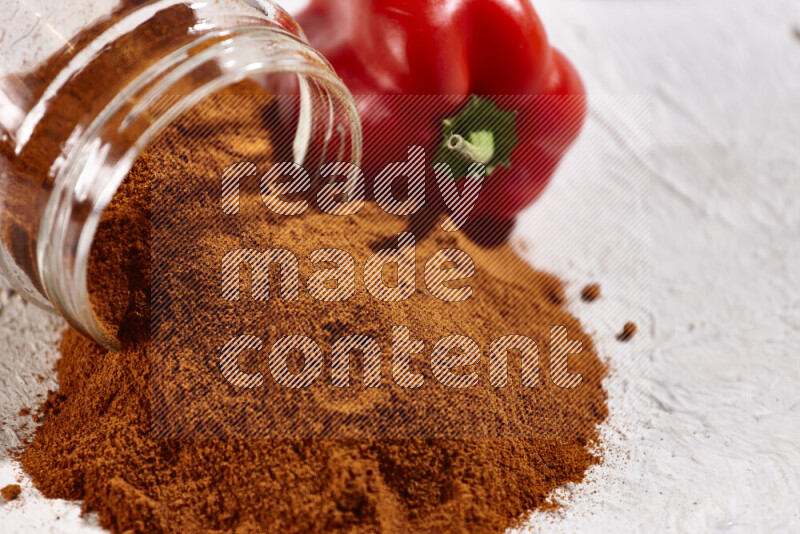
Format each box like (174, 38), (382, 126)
(20, 82), (609, 533)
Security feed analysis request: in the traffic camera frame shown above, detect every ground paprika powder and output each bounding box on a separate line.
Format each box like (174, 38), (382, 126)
(18, 78), (609, 532)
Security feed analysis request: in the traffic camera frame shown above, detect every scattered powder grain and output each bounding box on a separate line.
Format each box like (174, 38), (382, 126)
(617, 322), (638, 342)
(1, 484), (21, 502)
(581, 284), (601, 302)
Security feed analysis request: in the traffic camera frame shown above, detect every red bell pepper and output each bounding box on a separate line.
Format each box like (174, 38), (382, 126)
(298, 0), (586, 229)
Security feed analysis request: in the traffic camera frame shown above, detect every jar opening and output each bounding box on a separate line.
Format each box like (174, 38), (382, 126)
(37, 27), (360, 350)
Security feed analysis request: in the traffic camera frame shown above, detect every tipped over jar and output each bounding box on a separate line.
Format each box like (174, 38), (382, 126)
(0, 0), (361, 349)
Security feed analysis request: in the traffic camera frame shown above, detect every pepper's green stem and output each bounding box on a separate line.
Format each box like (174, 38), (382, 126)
(434, 95), (519, 179)
(445, 131), (495, 165)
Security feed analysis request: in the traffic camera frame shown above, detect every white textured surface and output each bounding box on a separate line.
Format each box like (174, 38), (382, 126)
(1, 0), (799, 532)
(520, 0), (800, 532)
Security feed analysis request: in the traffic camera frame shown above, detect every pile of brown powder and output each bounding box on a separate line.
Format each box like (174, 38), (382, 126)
(20, 83), (608, 533)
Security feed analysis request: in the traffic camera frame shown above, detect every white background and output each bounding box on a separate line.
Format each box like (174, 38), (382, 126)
(1, 0), (799, 532)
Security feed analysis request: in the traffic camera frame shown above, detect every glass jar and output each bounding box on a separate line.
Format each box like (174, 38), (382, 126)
(0, 0), (361, 349)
